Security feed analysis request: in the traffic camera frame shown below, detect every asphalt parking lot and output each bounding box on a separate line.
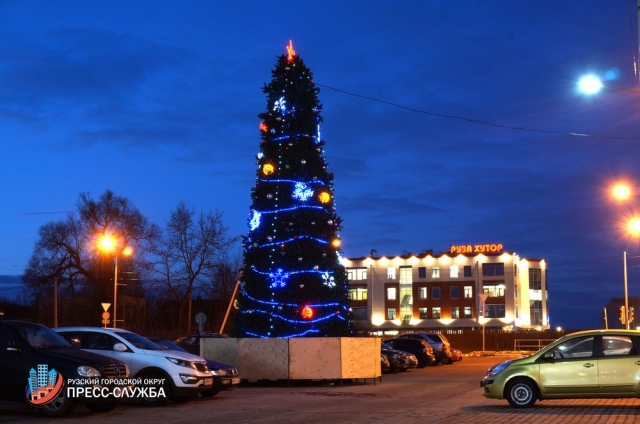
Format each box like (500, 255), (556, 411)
(2, 355), (640, 423)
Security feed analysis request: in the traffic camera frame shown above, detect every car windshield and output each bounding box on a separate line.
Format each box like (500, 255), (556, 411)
(116, 331), (161, 350)
(5, 321), (72, 348)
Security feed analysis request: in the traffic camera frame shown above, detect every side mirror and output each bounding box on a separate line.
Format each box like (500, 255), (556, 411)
(113, 343), (128, 352)
(542, 351), (555, 361)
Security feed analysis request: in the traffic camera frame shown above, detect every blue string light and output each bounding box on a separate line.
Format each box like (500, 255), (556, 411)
(256, 205), (327, 215)
(257, 235), (329, 249)
(252, 267), (334, 277)
(258, 178), (325, 186)
(240, 308), (342, 324)
(245, 329), (320, 339)
(242, 290), (340, 308)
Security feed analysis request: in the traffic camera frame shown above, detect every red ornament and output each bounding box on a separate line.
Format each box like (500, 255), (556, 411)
(259, 122), (268, 132)
(301, 306), (313, 319)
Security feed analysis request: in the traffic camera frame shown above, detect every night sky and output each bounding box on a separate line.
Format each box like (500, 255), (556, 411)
(1, 1), (639, 330)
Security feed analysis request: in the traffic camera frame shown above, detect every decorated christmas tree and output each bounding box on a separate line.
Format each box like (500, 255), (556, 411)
(233, 41), (352, 338)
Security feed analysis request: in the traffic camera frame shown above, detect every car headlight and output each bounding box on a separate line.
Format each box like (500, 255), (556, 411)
(488, 360), (512, 376)
(77, 366), (102, 377)
(211, 369), (227, 376)
(166, 357), (195, 369)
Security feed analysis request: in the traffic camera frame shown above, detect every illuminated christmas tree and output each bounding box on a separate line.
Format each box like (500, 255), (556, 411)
(233, 41), (352, 338)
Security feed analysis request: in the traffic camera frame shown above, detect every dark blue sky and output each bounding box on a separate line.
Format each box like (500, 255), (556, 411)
(1, 1), (639, 330)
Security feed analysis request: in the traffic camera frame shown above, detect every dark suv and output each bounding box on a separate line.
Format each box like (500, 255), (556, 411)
(175, 332), (228, 356)
(0, 319), (129, 417)
(382, 338), (437, 367)
(396, 333), (453, 364)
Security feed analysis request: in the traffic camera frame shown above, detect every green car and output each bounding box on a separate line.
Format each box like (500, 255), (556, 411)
(481, 329), (640, 408)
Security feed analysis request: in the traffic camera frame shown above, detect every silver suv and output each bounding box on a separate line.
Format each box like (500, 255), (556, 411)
(55, 327), (213, 406)
(397, 333), (453, 365)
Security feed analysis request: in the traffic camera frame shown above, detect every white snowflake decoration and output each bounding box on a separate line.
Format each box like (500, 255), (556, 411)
(292, 182), (313, 202)
(273, 97), (287, 113)
(249, 210), (261, 231)
(269, 268), (290, 289)
(322, 272), (336, 288)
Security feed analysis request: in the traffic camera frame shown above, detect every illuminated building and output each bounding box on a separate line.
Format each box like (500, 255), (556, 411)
(343, 245), (548, 333)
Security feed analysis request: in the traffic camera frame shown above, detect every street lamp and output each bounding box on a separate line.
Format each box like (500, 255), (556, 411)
(578, 75), (640, 96)
(610, 181), (640, 329)
(98, 234), (132, 329)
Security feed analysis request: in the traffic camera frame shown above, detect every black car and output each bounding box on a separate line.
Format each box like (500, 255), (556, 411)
(175, 332), (228, 356)
(396, 333), (453, 365)
(382, 338), (437, 367)
(381, 342), (411, 372)
(0, 319), (129, 417)
(148, 337), (240, 397)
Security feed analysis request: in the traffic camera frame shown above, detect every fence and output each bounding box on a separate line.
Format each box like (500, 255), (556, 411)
(513, 338), (555, 353)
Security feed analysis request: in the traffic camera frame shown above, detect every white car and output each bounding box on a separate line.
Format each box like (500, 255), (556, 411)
(55, 327), (212, 406)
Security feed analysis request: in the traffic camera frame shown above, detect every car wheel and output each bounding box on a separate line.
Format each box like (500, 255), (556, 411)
(200, 389), (220, 397)
(39, 388), (77, 418)
(440, 357), (452, 365)
(139, 372), (170, 407)
(85, 401), (117, 413)
(505, 378), (537, 408)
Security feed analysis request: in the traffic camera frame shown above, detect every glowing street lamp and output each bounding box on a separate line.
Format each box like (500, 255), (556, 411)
(97, 234), (132, 328)
(612, 183), (632, 201)
(578, 74), (640, 96)
(578, 75), (604, 95)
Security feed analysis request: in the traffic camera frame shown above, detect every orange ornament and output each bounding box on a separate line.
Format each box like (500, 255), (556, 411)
(301, 306), (313, 319)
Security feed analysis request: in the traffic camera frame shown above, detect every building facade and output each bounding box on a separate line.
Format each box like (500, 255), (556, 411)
(343, 244), (549, 334)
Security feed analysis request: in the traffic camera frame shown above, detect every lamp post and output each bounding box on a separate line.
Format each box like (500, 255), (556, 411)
(98, 234), (132, 329)
(610, 181), (640, 329)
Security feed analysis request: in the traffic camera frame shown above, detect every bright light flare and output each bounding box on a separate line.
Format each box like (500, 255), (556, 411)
(612, 183), (632, 201)
(98, 235), (116, 252)
(628, 217), (640, 237)
(578, 75), (603, 95)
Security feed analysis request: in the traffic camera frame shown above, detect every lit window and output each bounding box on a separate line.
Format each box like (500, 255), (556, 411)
(432, 307), (441, 319)
(450, 265), (459, 278)
(432, 267), (440, 278)
(419, 287), (427, 299)
(347, 268), (367, 281)
(451, 307), (459, 319)
(387, 268), (396, 280)
(348, 288), (368, 300)
(387, 287), (397, 300)
(464, 306), (472, 318)
(483, 284), (505, 297)
(419, 307), (428, 319)
(464, 286), (473, 298)
(387, 308), (396, 320)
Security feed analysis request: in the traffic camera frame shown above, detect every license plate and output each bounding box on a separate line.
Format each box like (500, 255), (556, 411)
(203, 378), (213, 386)
(231, 378), (240, 385)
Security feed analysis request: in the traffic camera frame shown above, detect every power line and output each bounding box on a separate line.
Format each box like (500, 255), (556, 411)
(316, 83), (640, 141)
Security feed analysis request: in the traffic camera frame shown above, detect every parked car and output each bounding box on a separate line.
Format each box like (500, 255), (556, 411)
(147, 337), (240, 397)
(175, 332), (228, 356)
(380, 353), (391, 373)
(381, 342), (410, 372)
(0, 319), (129, 417)
(451, 348), (463, 362)
(383, 338), (437, 367)
(55, 327), (213, 406)
(481, 329), (640, 408)
(396, 333), (453, 364)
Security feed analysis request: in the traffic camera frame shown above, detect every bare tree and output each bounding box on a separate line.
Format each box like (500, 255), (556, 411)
(22, 190), (159, 314)
(146, 202), (239, 333)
